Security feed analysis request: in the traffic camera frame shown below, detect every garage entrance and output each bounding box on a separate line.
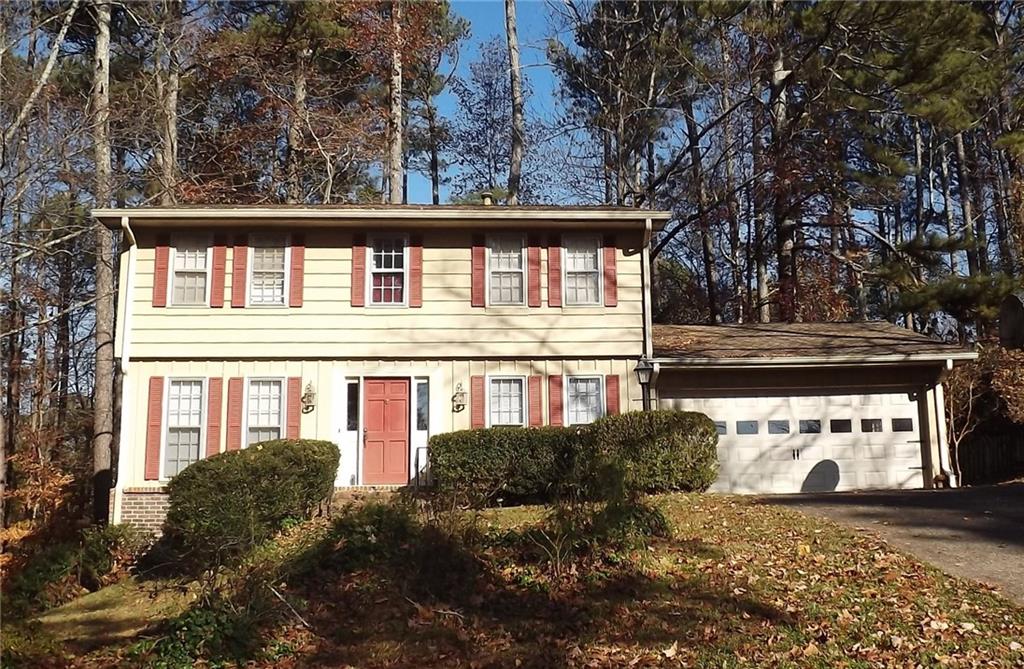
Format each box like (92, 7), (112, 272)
(659, 391), (924, 494)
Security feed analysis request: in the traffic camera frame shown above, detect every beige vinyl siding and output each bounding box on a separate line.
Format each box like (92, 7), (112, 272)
(117, 357), (641, 489)
(125, 229), (645, 359)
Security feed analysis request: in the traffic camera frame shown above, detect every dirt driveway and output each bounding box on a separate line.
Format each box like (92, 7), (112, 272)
(763, 482), (1024, 605)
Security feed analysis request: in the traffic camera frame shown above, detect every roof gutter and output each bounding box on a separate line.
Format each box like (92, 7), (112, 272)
(92, 207), (672, 229)
(653, 351), (978, 369)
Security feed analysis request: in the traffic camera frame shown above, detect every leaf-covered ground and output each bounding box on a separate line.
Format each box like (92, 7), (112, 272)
(264, 496), (1024, 668)
(19, 494), (1024, 668)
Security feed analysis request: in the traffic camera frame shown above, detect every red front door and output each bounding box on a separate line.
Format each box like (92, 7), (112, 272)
(363, 378), (410, 485)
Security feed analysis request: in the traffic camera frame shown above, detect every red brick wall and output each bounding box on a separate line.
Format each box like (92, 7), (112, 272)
(118, 488), (171, 535)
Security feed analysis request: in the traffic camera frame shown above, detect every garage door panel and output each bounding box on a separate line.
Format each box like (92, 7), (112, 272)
(659, 388), (925, 495)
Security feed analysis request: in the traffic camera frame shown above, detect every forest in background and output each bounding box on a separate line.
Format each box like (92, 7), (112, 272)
(2, 1), (1024, 541)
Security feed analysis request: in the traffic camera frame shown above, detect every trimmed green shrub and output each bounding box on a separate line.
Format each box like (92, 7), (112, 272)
(429, 410), (718, 506)
(582, 410), (719, 494)
(429, 426), (577, 504)
(165, 439), (339, 567)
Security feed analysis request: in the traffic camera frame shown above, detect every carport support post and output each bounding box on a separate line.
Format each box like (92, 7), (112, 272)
(916, 385), (949, 489)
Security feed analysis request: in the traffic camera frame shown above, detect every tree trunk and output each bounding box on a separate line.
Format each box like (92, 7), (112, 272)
(751, 70), (769, 323)
(286, 47), (308, 205)
(953, 132), (980, 277)
(683, 97), (719, 324)
(387, 2), (403, 205)
(505, 0), (524, 205)
(426, 101), (441, 205)
(156, 0), (181, 205)
(769, 16), (796, 321)
(92, 0), (115, 525)
(940, 140), (957, 273)
(967, 135), (989, 274)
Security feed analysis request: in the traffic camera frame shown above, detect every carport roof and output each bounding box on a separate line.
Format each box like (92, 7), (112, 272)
(653, 322), (976, 367)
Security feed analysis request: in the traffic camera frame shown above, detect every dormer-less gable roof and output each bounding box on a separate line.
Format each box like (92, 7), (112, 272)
(92, 204), (672, 231)
(653, 322), (976, 367)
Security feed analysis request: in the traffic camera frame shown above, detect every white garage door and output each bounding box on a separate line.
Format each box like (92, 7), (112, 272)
(659, 392), (924, 494)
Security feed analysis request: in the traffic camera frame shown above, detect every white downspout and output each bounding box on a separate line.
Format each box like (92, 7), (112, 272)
(641, 218), (654, 359)
(111, 215), (137, 523)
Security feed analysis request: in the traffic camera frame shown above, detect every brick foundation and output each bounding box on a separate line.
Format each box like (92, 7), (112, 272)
(118, 487), (171, 535)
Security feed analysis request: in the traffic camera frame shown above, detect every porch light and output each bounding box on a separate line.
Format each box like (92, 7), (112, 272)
(300, 382), (317, 413)
(634, 358), (654, 412)
(452, 382), (467, 412)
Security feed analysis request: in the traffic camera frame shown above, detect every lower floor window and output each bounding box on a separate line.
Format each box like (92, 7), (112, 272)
(165, 379), (204, 477)
(247, 379), (284, 445)
(567, 376), (603, 425)
(489, 377), (525, 426)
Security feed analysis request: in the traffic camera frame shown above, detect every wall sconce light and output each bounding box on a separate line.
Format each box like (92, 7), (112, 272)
(301, 382), (317, 414)
(452, 382), (467, 412)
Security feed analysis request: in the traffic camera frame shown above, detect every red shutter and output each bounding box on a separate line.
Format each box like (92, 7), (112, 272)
(471, 235), (485, 307)
(548, 375), (563, 426)
(231, 235), (248, 308)
(605, 375), (620, 416)
(287, 377), (301, 439)
(351, 234), (366, 307)
(603, 234), (618, 307)
(528, 375), (543, 427)
(144, 377), (164, 480)
(547, 236), (562, 307)
(289, 234), (305, 307)
(226, 377), (243, 451)
(470, 375), (485, 428)
(152, 235), (170, 307)
(210, 236), (227, 308)
(527, 235), (541, 307)
(206, 377), (223, 457)
(409, 234), (423, 308)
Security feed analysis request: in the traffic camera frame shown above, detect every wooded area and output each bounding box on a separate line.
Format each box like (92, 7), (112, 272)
(2, 1), (1024, 540)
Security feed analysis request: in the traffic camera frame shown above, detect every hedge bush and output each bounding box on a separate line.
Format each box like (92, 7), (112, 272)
(430, 410), (718, 506)
(429, 426), (577, 504)
(583, 410), (719, 494)
(165, 439), (339, 567)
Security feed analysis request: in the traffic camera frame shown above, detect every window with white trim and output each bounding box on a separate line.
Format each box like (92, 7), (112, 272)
(566, 376), (603, 425)
(165, 379), (204, 477)
(249, 235), (287, 305)
(369, 236), (406, 305)
(171, 239), (209, 305)
(488, 235), (525, 305)
(247, 379), (284, 445)
(564, 236), (601, 305)
(488, 377), (525, 426)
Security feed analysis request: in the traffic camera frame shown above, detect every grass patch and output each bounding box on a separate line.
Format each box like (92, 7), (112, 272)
(25, 494), (1024, 668)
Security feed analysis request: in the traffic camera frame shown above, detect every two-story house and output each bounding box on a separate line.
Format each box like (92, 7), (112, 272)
(93, 205), (670, 530)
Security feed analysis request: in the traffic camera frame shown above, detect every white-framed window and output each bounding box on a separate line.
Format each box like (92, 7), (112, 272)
(487, 376), (526, 426)
(171, 237), (210, 306)
(246, 378), (285, 445)
(487, 235), (525, 305)
(164, 378), (205, 478)
(368, 235), (407, 306)
(248, 234), (288, 306)
(563, 235), (601, 305)
(566, 376), (604, 425)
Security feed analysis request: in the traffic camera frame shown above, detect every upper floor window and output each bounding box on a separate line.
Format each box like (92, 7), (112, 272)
(249, 235), (287, 306)
(247, 379), (284, 445)
(165, 379), (204, 477)
(564, 236), (601, 305)
(488, 376), (525, 426)
(567, 376), (603, 425)
(488, 235), (525, 305)
(370, 236), (406, 305)
(172, 238), (209, 305)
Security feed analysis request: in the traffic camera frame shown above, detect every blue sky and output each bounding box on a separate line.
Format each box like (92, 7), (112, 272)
(406, 0), (563, 203)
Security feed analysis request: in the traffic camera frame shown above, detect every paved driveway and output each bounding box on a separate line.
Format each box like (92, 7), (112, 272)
(762, 482), (1024, 605)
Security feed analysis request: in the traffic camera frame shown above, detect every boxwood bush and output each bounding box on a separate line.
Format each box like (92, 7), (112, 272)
(430, 410), (717, 506)
(429, 426), (577, 505)
(165, 439), (339, 567)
